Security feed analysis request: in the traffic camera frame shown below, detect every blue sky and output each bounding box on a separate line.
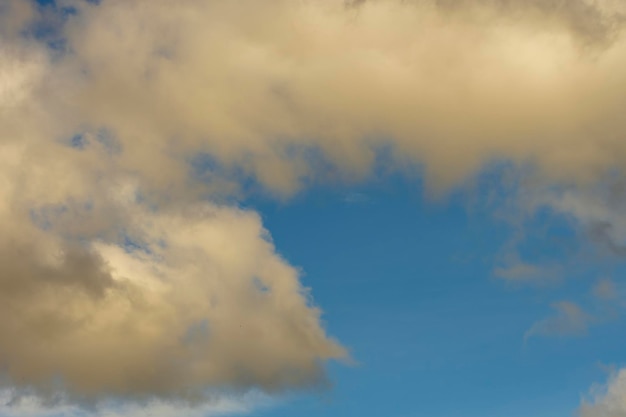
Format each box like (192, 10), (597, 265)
(247, 177), (625, 417)
(2, 1), (626, 416)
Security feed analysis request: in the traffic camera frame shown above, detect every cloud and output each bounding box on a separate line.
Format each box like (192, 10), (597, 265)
(494, 258), (561, 284)
(0, 8), (346, 406)
(0, 44), (44, 109)
(46, 0), (626, 194)
(0, 388), (270, 417)
(2, 0), (626, 410)
(533, 182), (626, 257)
(594, 279), (618, 300)
(434, 0), (626, 44)
(580, 368), (626, 417)
(524, 301), (592, 341)
(0, 0), (36, 39)
(0, 193), (345, 401)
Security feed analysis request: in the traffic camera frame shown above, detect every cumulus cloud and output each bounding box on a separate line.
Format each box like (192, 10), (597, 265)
(2, 0), (626, 411)
(0, 29), (345, 406)
(45, 0), (626, 193)
(0, 199), (345, 401)
(580, 369), (626, 417)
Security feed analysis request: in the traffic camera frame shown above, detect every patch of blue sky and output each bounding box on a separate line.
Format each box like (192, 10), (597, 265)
(121, 233), (152, 256)
(242, 166), (626, 417)
(69, 133), (87, 149)
(20, 1), (79, 56)
(34, 0), (80, 15)
(63, 129), (121, 155)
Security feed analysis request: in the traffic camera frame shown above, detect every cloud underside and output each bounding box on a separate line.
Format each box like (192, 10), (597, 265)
(2, 0), (626, 411)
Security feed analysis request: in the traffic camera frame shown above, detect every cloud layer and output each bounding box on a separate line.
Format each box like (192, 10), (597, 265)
(2, 0), (626, 410)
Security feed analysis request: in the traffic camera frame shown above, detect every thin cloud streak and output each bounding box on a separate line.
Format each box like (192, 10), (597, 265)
(524, 301), (592, 341)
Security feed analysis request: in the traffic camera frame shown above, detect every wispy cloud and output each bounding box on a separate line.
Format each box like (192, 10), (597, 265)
(494, 259), (561, 285)
(524, 301), (592, 342)
(0, 389), (272, 417)
(594, 279), (618, 300)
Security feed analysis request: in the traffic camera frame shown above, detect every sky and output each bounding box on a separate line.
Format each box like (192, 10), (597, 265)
(2, 0), (626, 416)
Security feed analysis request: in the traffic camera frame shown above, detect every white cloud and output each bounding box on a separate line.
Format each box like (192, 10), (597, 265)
(581, 369), (626, 417)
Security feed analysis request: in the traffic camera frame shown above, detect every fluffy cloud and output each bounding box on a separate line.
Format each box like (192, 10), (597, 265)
(581, 369), (626, 417)
(0, 31), (344, 405)
(52, 0), (626, 194)
(0, 199), (345, 400)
